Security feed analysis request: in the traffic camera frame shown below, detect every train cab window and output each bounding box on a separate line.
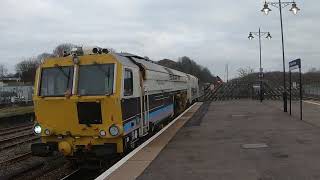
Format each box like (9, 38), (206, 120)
(78, 64), (114, 96)
(40, 66), (74, 97)
(124, 69), (133, 96)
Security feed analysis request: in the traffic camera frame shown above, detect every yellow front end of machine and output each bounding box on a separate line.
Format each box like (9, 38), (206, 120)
(32, 52), (125, 159)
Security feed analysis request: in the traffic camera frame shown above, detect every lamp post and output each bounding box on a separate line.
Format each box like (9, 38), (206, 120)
(261, 0), (300, 112)
(248, 28), (272, 102)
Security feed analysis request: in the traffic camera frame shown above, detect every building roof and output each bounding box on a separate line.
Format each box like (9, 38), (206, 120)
(0, 77), (21, 81)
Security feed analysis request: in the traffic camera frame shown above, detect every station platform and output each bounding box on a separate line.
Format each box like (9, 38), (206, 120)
(100, 100), (320, 180)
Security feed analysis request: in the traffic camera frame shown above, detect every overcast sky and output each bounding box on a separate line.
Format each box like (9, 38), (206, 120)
(0, 0), (317, 80)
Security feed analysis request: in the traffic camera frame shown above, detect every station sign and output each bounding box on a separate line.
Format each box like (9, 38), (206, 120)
(288, 58), (303, 120)
(253, 84), (260, 89)
(289, 59), (301, 71)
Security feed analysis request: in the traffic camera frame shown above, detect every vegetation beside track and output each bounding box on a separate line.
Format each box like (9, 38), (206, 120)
(0, 106), (34, 119)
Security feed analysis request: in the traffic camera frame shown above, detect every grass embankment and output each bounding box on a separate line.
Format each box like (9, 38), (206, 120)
(0, 106), (34, 119)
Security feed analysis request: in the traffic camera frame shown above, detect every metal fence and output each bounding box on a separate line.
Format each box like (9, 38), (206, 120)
(0, 85), (33, 105)
(304, 83), (320, 97)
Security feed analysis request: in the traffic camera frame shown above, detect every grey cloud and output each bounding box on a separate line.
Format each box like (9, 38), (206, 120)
(0, 0), (318, 79)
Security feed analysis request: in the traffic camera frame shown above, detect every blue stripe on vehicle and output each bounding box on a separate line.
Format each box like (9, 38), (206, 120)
(123, 104), (174, 134)
(148, 104), (173, 123)
(123, 116), (139, 134)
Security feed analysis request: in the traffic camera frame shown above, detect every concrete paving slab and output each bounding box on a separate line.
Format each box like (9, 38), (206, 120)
(264, 100), (320, 127)
(241, 143), (269, 149)
(138, 100), (320, 180)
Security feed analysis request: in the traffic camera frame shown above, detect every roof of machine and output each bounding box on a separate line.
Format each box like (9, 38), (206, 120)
(116, 52), (189, 78)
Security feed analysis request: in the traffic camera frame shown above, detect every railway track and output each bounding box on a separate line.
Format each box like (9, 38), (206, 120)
(0, 133), (40, 151)
(0, 152), (32, 166)
(0, 123), (33, 136)
(0, 123), (38, 151)
(1, 155), (68, 180)
(0, 132), (34, 144)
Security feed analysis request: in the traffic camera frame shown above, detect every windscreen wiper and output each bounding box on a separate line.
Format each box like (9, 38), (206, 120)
(54, 64), (72, 90)
(54, 64), (71, 79)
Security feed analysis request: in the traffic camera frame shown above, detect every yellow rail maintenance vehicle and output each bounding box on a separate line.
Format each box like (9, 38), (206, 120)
(31, 47), (199, 164)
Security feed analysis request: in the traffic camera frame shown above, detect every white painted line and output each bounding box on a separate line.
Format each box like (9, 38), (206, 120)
(95, 103), (198, 180)
(231, 114), (247, 117)
(60, 168), (80, 180)
(304, 100), (320, 106)
(241, 143), (268, 149)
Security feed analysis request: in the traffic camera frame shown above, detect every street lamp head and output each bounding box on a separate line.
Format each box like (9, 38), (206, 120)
(266, 32), (272, 40)
(289, 2), (300, 15)
(248, 32), (254, 40)
(261, 2), (271, 15)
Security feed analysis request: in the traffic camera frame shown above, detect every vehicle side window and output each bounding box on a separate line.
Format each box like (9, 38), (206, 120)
(124, 69), (133, 96)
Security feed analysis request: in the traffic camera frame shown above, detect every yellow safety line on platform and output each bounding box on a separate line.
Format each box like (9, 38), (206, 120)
(95, 103), (198, 180)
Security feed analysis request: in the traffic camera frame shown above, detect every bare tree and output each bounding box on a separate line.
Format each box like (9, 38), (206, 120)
(0, 64), (8, 78)
(53, 43), (75, 57)
(13, 44), (73, 83)
(237, 66), (254, 78)
(15, 58), (40, 83)
(37, 53), (55, 62)
(308, 67), (319, 73)
(158, 56), (215, 83)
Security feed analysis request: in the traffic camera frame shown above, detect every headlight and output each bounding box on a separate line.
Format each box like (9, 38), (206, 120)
(109, 125), (119, 136)
(34, 124), (42, 134)
(44, 129), (51, 135)
(99, 130), (107, 136)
